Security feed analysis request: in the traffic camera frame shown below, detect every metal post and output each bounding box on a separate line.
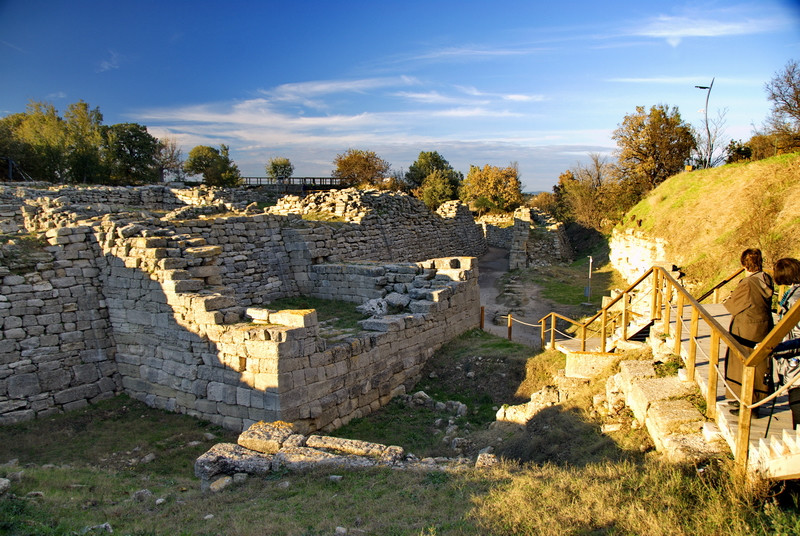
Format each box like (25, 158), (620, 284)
(695, 78), (715, 168)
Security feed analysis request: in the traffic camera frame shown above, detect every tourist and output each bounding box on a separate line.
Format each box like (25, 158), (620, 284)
(772, 258), (800, 427)
(723, 248), (775, 417)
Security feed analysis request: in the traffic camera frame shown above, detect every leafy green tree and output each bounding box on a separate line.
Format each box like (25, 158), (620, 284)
(103, 123), (160, 185)
(405, 151), (462, 190)
(461, 163), (523, 214)
(612, 104), (695, 194)
(332, 149), (391, 188)
(0, 113), (33, 181)
(266, 157), (294, 181)
(14, 101), (68, 182)
(417, 169), (457, 210)
(64, 100), (105, 183)
(184, 144), (241, 187)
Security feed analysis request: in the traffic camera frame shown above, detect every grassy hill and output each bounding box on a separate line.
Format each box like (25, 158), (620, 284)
(617, 152), (800, 293)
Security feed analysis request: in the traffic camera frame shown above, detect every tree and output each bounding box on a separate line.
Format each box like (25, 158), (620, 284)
(461, 163), (523, 214)
(612, 104), (696, 194)
(64, 100), (105, 183)
(691, 108), (729, 169)
(183, 144), (241, 187)
(725, 139), (752, 164)
(266, 157), (294, 181)
(103, 123), (160, 185)
(405, 151), (462, 190)
(417, 169), (457, 210)
(155, 137), (185, 182)
(14, 101), (69, 182)
(762, 59), (800, 154)
(332, 149), (390, 188)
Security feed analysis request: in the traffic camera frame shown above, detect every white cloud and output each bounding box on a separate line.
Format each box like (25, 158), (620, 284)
(97, 50), (121, 72)
(634, 12), (788, 47)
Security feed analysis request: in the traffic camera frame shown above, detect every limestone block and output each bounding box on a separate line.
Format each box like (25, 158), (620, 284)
(7, 373), (41, 398)
(184, 246), (222, 259)
(645, 398), (705, 439)
(564, 352), (618, 379)
(626, 377), (697, 423)
(305, 435), (404, 461)
(272, 447), (376, 471)
(238, 421), (296, 454)
(618, 360), (656, 394)
(194, 443), (273, 483)
(269, 309), (317, 328)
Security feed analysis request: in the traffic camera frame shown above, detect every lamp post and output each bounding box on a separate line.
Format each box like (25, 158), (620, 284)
(695, 77), (715, 168)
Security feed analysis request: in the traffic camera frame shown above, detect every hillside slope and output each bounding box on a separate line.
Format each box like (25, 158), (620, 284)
(617, 152), (800, 292)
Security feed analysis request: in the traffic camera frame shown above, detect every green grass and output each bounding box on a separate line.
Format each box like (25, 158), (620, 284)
(266, 295), (368, 331)
(2, 344), (800, 534)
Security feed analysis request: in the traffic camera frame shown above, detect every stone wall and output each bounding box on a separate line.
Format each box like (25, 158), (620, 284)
(609, 228), (669, 284)
(0, 226), (118, 425)
(478, 208), (573, 270)
(0, 185), (483, 432)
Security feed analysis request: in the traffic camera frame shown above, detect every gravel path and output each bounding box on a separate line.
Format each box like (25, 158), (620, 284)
(477, 247), (550, 349)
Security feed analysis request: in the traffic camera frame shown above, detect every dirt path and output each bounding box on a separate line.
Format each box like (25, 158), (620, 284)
(477, 247), (557, 349)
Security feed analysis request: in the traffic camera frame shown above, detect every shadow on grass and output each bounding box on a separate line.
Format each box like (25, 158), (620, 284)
(494, 405), (646, 468)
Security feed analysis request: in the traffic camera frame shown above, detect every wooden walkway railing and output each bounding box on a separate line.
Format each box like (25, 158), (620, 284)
(539, 265), (800, 474)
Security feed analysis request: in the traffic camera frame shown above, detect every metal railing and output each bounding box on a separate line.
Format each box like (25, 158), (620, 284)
(539, 265), (800, 472)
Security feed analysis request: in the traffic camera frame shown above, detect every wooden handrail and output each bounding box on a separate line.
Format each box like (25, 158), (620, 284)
(538, 264), (791, 473)
(696, 267), (745, 303)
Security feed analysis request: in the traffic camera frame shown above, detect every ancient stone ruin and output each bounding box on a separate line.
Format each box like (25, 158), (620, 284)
(0, 183), (573, 436)
(0, 185), (495, 433)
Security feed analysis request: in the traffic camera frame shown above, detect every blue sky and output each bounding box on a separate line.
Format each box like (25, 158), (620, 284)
(1, 1), (799, 192)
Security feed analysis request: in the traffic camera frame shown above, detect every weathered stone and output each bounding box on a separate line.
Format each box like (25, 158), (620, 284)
(194, 443), (273, 482)
(237, 421), (296, 454)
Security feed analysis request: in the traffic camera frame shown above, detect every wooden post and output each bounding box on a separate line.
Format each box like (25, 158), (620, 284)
(480, 306), (485, 330)
(707, 330), (720, 420)
(673, 293), (685, 356)
(622, 291), (629, 341)
(662, 280), (672, 336)
(601, 309), (608, 353)
(551, 317), (556, 349)
(651, 270), (660, 321)
(540, 316), (546, 349)
(734, 359), (756, 472)
(580, 324), (586, 352)
(507, 313), (513, 340)
(686, 307), (699, 382)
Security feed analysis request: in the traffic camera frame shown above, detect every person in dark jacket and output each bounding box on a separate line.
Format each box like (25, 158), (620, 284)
(724, 248), (774, 416)
(772, 257), (800, 426)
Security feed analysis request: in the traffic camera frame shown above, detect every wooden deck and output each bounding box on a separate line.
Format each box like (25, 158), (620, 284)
(663, 304), (794, 455)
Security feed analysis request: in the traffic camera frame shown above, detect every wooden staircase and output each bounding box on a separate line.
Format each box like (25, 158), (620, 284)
(750, 427), (800, 480)
(541, 265), (800, 480)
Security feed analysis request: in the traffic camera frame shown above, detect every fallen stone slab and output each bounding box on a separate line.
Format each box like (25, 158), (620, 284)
(305, 435), (404, 462)
(272, 447), (377, 471)
(194, 443), (273, 488)
(238, 421), (304, 454)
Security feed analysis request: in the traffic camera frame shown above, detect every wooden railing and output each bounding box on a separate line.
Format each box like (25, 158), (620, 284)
(539, 265), (800, 472)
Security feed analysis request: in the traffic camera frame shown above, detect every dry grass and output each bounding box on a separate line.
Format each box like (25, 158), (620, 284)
(619, 152), (800, 292)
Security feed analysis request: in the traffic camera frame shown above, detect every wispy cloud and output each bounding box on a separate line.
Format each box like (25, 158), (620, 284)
(97, 49), (121, 72)
(634, 12), (788, 47)
(411, 44), (544, 62)
(1, 40), (25, 53)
